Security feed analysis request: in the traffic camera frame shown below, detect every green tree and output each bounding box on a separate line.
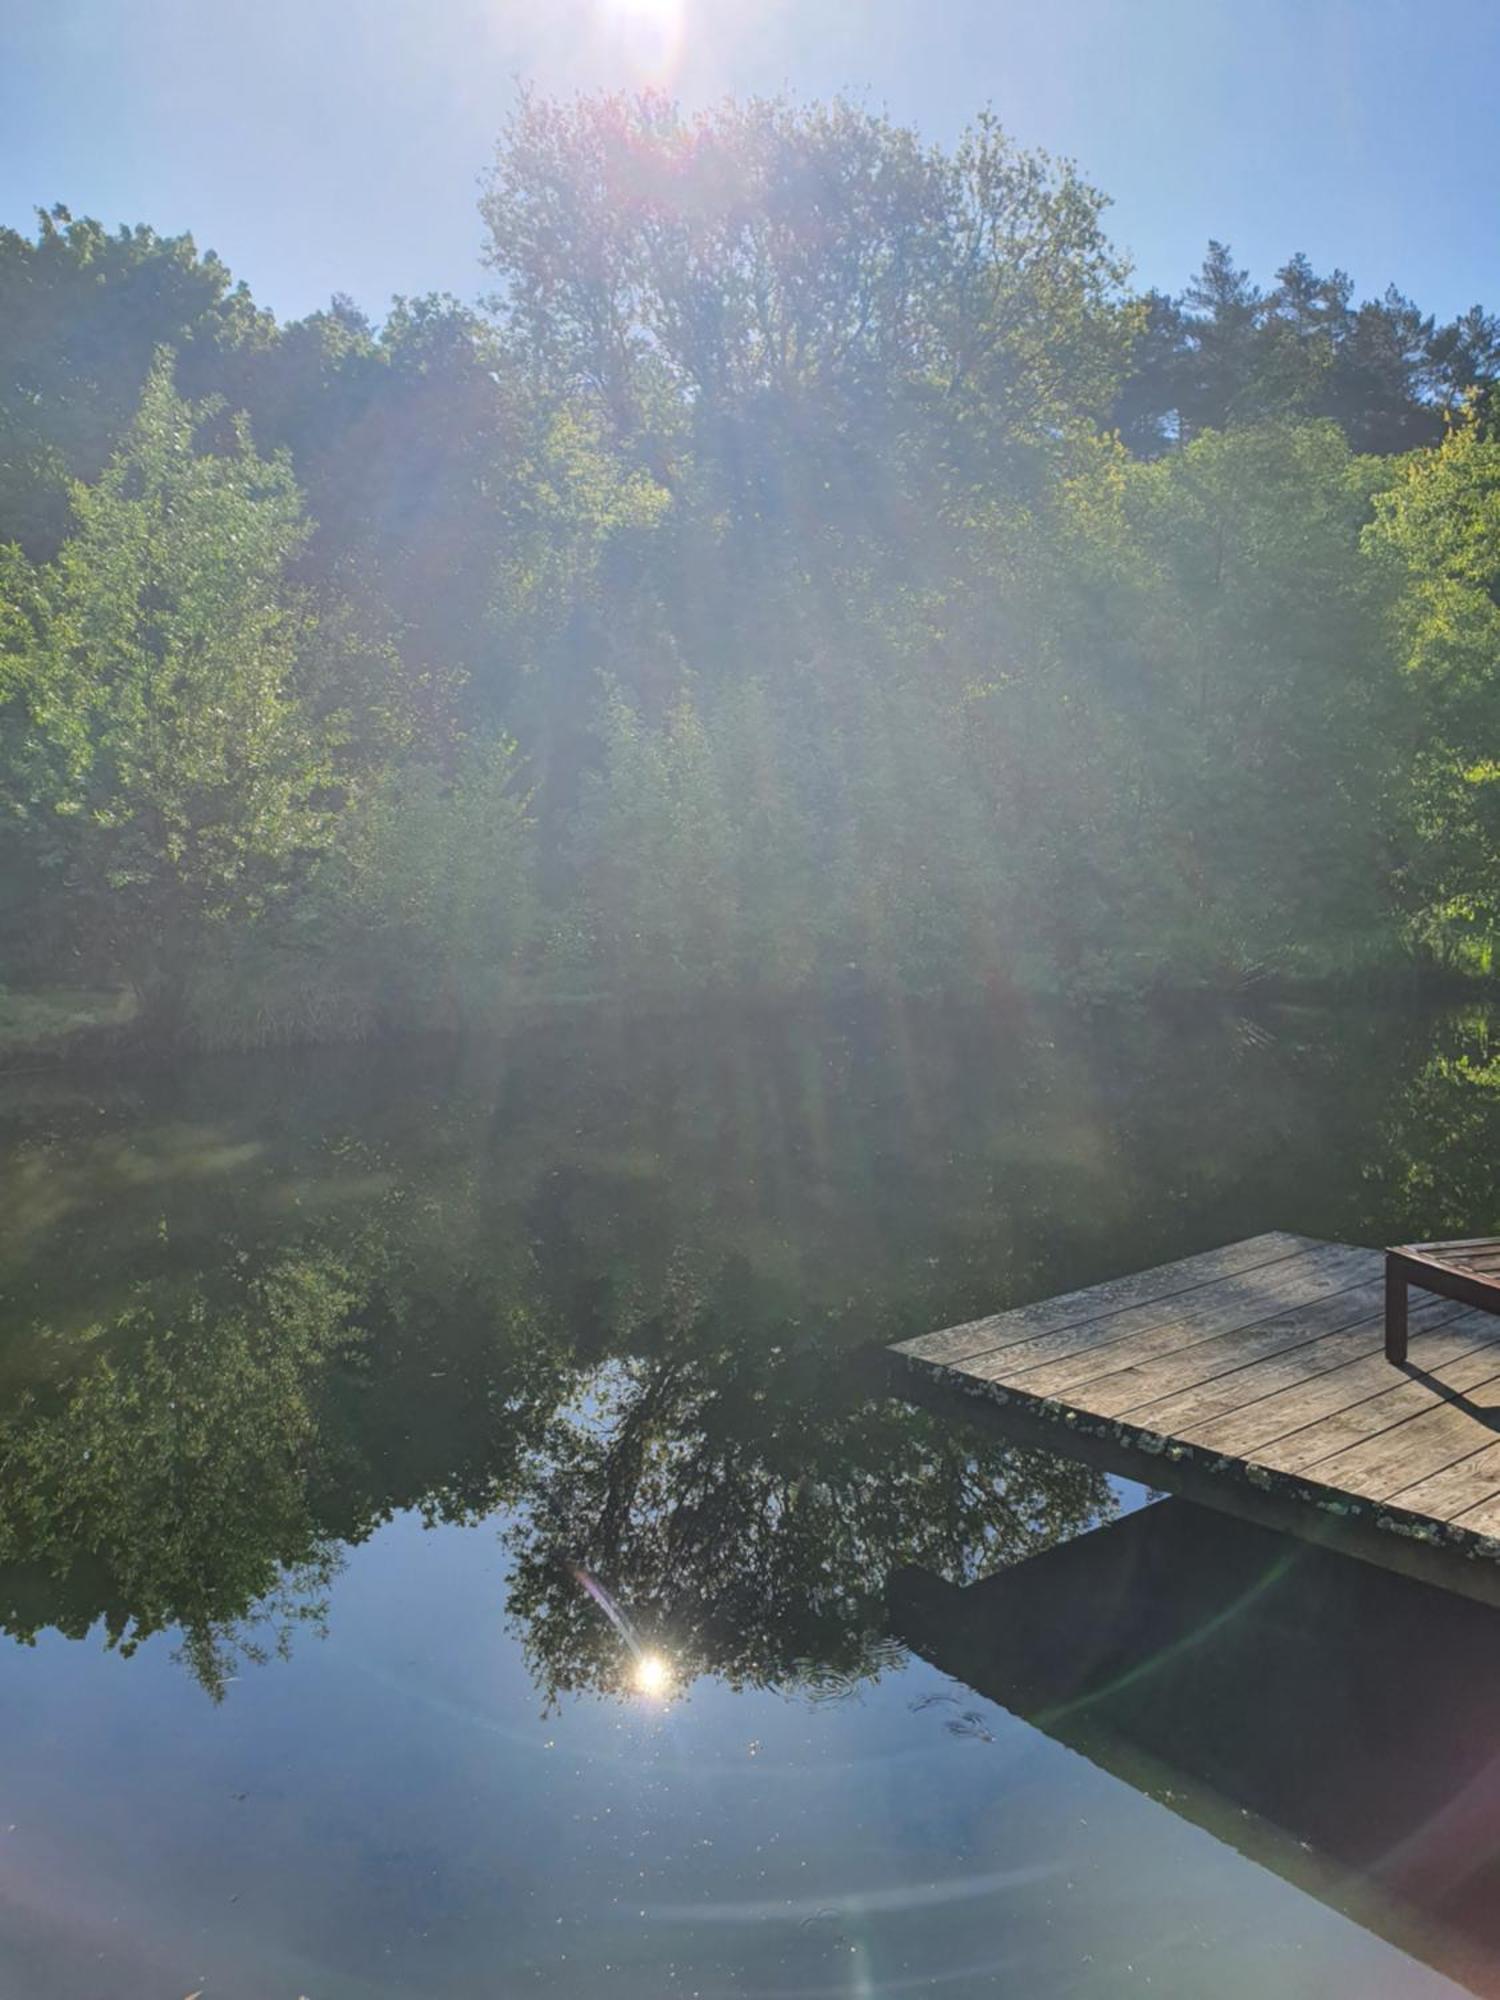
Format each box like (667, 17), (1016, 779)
(1043, 421), (1406, 985)
(0, 206), (267, 560)
(310, 736), (537, 1030)
(0, 358), (351, 1017)
(1112, 239), (1499, 457)
(1366, 416), (1500, 962)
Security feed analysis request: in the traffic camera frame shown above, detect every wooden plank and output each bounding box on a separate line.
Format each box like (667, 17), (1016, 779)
(1449, 1482), (1500, 1540)
(1390, 1441), (1500, 1527)
(951, 1243), (1369, 1392)
(1049, 1270), (1404, 1422)
(1245, 1328), (1500, 1475)
(895, 1231), (1314, 1368)
(1124, 1287), (1470, 1435)
(1278, 1374), (1500, 1501)
(1161, 1300), (1493, 1457)
(972, 1244), (1377, 1401)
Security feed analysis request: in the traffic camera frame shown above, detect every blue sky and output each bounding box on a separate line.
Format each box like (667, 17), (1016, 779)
(3, 0), (1497, 325)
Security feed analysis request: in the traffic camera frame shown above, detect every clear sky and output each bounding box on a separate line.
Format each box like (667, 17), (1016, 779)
(3, 0), (1497, 326)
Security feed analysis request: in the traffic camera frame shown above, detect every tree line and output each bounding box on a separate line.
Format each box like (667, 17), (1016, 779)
(3, 91), (1500, 1043)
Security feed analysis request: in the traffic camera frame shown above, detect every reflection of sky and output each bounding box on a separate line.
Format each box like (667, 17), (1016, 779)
(0, 1510), (1461, 1998)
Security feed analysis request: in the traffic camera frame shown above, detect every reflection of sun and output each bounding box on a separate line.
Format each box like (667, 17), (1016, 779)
(631, 1650), (675, 1699)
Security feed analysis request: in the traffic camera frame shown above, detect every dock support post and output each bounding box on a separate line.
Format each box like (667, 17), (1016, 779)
(1385, 1254), (1408, 1365)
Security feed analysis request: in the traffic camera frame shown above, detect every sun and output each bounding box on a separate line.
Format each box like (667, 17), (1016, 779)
(604, 0), (680, 26)
(594, 0), (686, 78)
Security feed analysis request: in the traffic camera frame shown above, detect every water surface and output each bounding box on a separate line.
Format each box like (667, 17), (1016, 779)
(3, 997), (1499, 1996)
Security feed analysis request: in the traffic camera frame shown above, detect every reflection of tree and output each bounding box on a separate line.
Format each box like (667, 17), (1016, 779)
(504, 1255), (1112, 1704)
(7, 998), (1500, 1705)
(0, 1185), (1111, 1705)
(0, 1252), (361, 1699)
(1358, 1008), (1500, 1241)
(0, 1207), (579, 1698)
(313, 1272), (572, 1535)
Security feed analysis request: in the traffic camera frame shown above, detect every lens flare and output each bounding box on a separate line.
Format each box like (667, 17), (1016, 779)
(631, 1650), (675, 1698)
(571, 1567), (677, 1701)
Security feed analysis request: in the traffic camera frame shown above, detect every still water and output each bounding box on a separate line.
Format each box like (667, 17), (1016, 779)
(2, 997), (1499, 1997)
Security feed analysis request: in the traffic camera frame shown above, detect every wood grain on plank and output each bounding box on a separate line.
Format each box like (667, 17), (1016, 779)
(894, 1231), (1314, 1368)
(1389, 1439), (1500, 1526)
(1447, 1481), (1500, 1539)
(1167, 1302), (1495, 1458)
(1054, 1271), (1409, 1421)
(1276, 1374), (1500, 1500)
(969, 1244), (1377, 1401)
(1240, 1327), (1500, 1475)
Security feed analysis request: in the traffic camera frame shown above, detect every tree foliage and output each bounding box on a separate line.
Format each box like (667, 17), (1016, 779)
(1366, 417), (1500, 957)
(1, 93), (1499, 1034)
(0, 360), (350, 1003)
(1114, 241), (1500, 455)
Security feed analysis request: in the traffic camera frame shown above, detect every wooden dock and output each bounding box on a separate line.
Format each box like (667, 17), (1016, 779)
(887, 1231), (1500, 1603)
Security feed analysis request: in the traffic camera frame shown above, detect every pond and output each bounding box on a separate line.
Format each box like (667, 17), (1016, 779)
(3, 996), (1500, 1997)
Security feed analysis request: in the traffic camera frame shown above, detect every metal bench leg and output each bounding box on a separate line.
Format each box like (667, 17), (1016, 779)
(1385, 1258), (1408, 1365)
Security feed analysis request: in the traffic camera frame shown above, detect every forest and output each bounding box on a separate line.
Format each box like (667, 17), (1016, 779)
(4, 90), (1500, 1047)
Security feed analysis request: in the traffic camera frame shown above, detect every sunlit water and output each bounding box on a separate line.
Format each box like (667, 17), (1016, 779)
(2, 996), (1498, 1997)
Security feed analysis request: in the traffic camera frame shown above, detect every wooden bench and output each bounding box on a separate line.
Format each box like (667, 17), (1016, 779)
(1386, 1237), (1500, 1363)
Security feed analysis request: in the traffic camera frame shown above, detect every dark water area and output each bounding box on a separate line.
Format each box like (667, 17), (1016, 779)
(3, 996), (1500, 1997)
